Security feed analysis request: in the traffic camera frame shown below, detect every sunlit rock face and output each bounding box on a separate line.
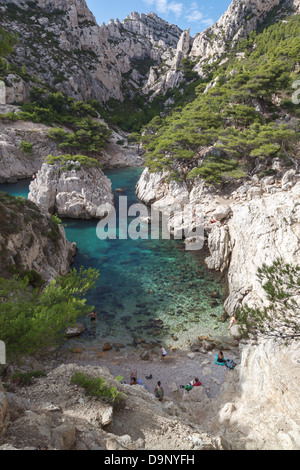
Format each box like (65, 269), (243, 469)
(28, 162), (114, 219)
(1, 0), (182, 103)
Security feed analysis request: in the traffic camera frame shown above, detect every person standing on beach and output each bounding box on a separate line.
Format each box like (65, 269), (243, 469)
(160, 346), (167, 361)
(154, 381), (164, 401)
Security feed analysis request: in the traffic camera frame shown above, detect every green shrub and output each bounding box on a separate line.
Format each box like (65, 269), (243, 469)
(71, 371), (126, 407)
(0, 267), (99, 359)
(7, 266), (44, 288)
(0, 112), (18, 122)
(45, 154), (102, 171)
(51, 214), (62, 226)
(20, 141), (33, 154)
(10, 371), (47, 386)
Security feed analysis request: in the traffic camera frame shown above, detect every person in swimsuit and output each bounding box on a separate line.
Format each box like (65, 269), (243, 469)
(130, 377), (139, 386)
(130, 370), (139, 386)
(193, 378), (202, 387)
(86, 311), (97, 323)
(229, 316), (236, 329)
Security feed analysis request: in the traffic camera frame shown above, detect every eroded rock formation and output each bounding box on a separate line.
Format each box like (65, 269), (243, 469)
(0, 192), (76, 281)
(28, 161), (114, 219)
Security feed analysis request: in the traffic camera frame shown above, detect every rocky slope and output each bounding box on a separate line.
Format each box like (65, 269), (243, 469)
(1, 0), (299, 104)
(0, 0), (182, 103)
(0, 363), (225, 450)
(28, 161), (114, 219)
(0, 191), (76, 281)
(143, 0), (300, 97)
(0, 105), (143, 183)
(191, 0), (300, 71)
(0, 106), (60, 183)
(181, 339), (300, 450)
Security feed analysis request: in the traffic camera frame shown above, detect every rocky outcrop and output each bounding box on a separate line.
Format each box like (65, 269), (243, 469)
(29, 161), (114, 219)
(0, 192), (76, 282)
(136, 167), (300, 314)
(136, 167), (190, 207)
(184, 339), (300, 450)
(0, 113), (143, 182)
(100, 129), (144, 169)
(0, 115), (59, 183)
(0, 363), (225, 450)
(1, 1), (182, 103)
(222, 180), (300, 314)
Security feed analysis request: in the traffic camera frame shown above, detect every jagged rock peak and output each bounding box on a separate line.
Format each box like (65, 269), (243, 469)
(2, 0), (94, 15)
(191, 0), (299, 65)
(121, 10), (183, 47)
(0, 0), (183, 102)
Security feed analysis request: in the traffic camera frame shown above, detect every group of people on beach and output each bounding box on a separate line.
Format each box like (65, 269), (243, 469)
(86, 310), (237, 399)
(130, 346), (167, 400)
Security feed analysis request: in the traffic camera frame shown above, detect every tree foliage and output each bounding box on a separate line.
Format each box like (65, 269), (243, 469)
(142, 15), (300, 184)
(0, 267), (99, 359)
(238, 260), (300, 341)
(0, 27), (18, 57)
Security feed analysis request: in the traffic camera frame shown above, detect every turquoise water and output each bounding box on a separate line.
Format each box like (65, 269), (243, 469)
(0, 168), (230, 348)
(0, 179), (31, 199)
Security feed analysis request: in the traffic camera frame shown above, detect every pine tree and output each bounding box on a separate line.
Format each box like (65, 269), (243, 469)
(238, 260), (300, 341)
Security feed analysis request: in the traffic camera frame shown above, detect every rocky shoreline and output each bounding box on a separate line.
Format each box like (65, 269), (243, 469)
(136, 166), (300, 315)
(1, 328), (300, 450)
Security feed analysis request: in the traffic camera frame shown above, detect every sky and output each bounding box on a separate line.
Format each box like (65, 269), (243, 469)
(85, 0), (232, 37)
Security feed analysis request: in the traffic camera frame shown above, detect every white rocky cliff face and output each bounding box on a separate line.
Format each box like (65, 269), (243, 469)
(0, 111), (143, 183)
(182, 339), (300, 450)
(28, 162), (114, 219)
(0, 0), (182, 103)
(0, 193), (76, 282)
(136, 167), (300, 450)
(137, 168), (300, 313)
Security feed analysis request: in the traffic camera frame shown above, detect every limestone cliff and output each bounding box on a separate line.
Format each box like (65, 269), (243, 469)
(1, 0), (299, 104)
(0, 106), (143, 183)
(135, 166), (300, 450)
(143, 0), (300, 97)
(0, 191), (76, 281)
(0, 0), (182, 103)
(181, 339), (300, 450)
(136, 167), (300, 314)
(28, 161), (114, 219)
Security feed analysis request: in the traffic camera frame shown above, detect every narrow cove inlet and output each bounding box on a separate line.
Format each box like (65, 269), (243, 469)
(0, 167), (231, 350)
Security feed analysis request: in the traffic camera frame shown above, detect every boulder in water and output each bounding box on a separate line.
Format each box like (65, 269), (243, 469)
(65, 323), (85, 338)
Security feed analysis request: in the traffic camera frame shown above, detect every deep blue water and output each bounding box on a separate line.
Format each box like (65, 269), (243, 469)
(0, 168), (230, 347)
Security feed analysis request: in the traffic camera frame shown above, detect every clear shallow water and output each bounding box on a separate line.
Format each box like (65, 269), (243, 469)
(0, 168), (231, 348)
